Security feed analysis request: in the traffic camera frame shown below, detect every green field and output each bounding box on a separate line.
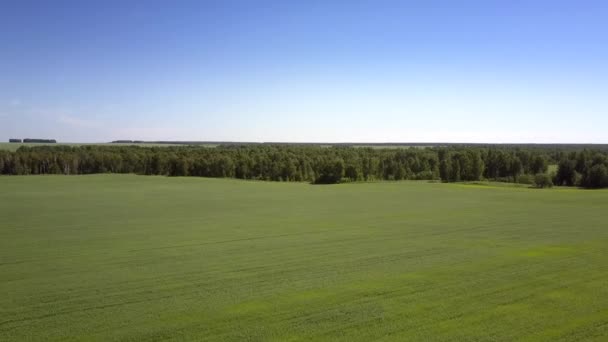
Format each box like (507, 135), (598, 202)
(1, 143), (128, 151)
(0, 143), (218, 151)
(1, 175), (608, 341)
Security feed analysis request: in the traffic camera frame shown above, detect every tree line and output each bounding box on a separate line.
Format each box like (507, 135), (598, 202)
(8, 138), (57, 143)
(554, 150), (608, 188)
(0, 144), (606, 188)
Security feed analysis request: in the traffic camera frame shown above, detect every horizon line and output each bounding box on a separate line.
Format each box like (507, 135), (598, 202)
(5, 140), (608, 146)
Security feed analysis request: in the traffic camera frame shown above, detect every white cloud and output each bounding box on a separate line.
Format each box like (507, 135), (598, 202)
(112, 126), (199, 141)
(58, 115), (103, 128)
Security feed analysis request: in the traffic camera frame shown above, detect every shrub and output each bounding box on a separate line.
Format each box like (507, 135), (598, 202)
(516, 174), (534, 185)
(413, 170), (436, 180)
(534, 173), (553, 188)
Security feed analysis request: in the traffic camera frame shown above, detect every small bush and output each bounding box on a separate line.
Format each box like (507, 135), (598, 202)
(413, 170), (437, 180)
(534, 173), (553, 188)
(573, 171), (583, 187)
(516, 174), (534, 185)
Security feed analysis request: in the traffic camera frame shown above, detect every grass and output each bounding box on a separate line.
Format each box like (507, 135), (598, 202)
(1, 175), (608, 341)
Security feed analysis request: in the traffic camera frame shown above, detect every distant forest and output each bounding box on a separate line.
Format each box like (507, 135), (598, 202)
(8, 138), (57, 143)
(1, 144), (608, 188)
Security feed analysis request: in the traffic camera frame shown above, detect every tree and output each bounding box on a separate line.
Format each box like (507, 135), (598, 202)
(586, 164), (608, 188)
(439, 154), (452, 182)
(555, 159), (576, 186)
(530, 155), (548, 174)
(0, 152), (5, 173)
(168, 155), (189, 176)
(469, 151), (484, 181)
(344, 163), (361, 181)
(314, 158), (344, 184)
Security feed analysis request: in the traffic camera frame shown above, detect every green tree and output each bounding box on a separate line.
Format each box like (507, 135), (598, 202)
(586, 164), (608, 188)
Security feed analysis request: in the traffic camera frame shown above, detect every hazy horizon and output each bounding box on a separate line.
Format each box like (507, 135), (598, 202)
(2, 1), (607, 143)
(5, 140), (608, 145)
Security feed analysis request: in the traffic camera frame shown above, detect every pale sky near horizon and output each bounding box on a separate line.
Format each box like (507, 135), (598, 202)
(1, 1), (607, 143)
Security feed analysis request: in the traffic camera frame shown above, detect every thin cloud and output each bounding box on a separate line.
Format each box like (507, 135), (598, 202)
(59, 115), (103, 129)
(113, 126), (193, 141)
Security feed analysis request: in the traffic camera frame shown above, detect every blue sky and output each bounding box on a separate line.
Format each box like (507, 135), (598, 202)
(1, 1), (607, 143)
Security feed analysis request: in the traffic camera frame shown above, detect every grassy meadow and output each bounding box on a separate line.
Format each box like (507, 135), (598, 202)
(1, 175), (608, 341)
(0, 143), (200, 151)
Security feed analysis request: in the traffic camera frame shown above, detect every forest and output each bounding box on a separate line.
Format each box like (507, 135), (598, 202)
(8, 138), (57, 143)
(1, 144), (607, 188)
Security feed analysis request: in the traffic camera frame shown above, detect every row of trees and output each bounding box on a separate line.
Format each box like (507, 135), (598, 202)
(554, 150), (608, 188)
(0, 144), (564, 184)
(8, 139), (57, 143)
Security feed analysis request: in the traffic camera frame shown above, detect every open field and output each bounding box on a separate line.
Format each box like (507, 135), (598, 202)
(0, 143), (204, 151)
(1, 176), (608, 341)
(0, 143), (449, 151)
(0, 143), (85, 151)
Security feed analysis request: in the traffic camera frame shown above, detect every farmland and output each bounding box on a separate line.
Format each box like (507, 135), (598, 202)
(1, 175), (608, 341)
(0, 143), (196, 152)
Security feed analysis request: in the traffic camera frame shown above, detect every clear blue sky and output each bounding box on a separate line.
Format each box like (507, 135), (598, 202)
(1, 1), (607, 143)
